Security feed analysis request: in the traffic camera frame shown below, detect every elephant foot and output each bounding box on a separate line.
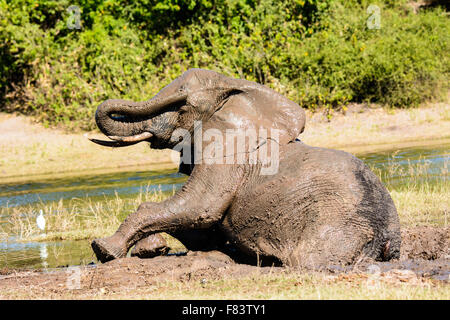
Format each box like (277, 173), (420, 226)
(91, 236), (127, 263)
(131, 234), (169, 258)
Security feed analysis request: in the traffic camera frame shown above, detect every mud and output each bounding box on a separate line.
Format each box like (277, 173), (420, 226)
(0, 226), (448, 299)
(401, 226), (449, 260)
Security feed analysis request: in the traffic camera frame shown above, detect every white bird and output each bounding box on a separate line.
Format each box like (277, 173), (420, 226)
(36, 210), (46, 231)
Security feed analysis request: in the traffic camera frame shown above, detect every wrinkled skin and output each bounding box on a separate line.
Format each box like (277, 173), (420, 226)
(90, 69), (401, 268)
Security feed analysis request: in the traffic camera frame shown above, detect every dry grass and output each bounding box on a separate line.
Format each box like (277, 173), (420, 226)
(300, 102), (450, 154)
(0, 188), (185, 250)
(392, 188), (449, 227)
(0, 272), (448, 300)
(0, 113), (176, 182)
(126, 273), (449, 300)
(0, 189), (164, 240)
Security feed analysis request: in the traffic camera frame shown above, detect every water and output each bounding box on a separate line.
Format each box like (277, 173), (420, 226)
(0, 239), (93, 270)
(0, 169), (186, 208)
(0, 168), (188, 270)
(0, 143), (448, 270)
(359, 143), (449, 187)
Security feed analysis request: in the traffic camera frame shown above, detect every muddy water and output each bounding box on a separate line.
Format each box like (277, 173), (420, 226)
(0, 143), (448, 270)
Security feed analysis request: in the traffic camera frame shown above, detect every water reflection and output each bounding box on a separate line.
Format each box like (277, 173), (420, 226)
(359, 143), (449, 187)
(0, 239), (94, 269)
(360, 144), (448, 173)
(39, 242), (48, 269)
(0, 169), (187, 207)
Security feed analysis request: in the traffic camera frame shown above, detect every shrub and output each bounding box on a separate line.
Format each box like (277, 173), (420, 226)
(0, 0), (448, 130)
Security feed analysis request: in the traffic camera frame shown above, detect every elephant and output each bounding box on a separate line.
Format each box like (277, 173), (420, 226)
(89, 68), (401, 268)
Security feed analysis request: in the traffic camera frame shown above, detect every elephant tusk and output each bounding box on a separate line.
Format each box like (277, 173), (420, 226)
(84, 133), (152, 148)
(87, 137), (140, 147)
(107, 132), (153, 142)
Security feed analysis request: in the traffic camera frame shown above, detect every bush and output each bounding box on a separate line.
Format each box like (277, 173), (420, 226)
(0, 0), (448, 130)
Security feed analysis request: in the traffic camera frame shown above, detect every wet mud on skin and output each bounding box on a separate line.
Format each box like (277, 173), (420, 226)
(0, 226), (448, 297)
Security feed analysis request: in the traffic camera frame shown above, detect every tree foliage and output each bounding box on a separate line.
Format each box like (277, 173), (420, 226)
(0, 0), (448, 129)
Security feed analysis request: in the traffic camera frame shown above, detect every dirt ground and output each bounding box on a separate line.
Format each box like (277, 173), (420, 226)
(0, 226), (448, 299)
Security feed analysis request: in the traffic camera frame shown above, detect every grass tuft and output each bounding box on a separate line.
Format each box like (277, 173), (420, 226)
(368, 156), (449, 227)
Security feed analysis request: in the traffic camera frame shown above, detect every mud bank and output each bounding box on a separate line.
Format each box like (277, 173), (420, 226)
(401, 226), (449, 260)
(0, 226), (448, 299)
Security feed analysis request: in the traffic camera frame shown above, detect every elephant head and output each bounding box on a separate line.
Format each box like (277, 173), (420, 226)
(90, 68), (305, 158)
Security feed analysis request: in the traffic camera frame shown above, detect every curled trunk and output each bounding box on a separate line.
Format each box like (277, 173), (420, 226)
(95, 99), (152, 138)
(92, 92), (187, 147)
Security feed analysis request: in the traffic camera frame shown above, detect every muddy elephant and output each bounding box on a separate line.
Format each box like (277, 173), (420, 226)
(89, 68), (401, 268)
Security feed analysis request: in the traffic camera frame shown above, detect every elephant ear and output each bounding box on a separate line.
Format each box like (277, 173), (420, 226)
(196, 80), (305, 164)
(208, 79), (304, 136)
(181, 69), (305, 144)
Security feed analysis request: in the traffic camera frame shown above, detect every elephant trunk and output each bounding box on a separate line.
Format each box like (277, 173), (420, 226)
(95, 99), (152, 138)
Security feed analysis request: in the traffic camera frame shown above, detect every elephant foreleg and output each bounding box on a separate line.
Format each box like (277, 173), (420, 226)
(91, 164), (245, 263)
